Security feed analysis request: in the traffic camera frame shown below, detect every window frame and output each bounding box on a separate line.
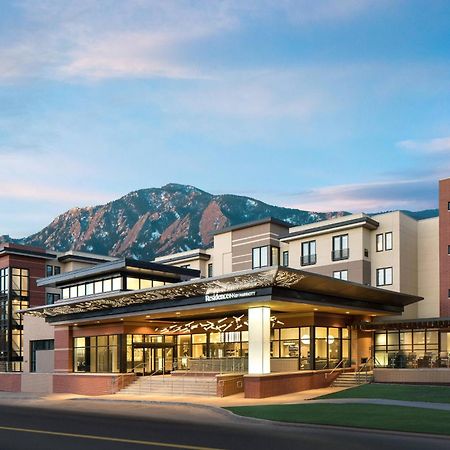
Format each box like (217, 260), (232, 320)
(301, 240), (317, 266)
(332, 234), (349, 261)
(385, 232), (393, 251)
(376, 234), (383, 252)
(376, 267), (393, 286)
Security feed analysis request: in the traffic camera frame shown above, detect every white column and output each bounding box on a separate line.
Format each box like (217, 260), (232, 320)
(248, 306), (271, 374)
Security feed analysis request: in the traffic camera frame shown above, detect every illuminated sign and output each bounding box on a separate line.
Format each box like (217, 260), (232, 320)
(205, 291), (257, 302)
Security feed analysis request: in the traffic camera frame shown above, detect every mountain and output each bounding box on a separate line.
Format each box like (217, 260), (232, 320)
(1, 183), (348, 260)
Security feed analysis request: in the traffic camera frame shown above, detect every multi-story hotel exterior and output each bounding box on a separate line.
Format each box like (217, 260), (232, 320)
(0, 178), (448, 398)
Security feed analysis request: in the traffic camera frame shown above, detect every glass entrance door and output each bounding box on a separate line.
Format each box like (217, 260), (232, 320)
(132, 345), (173, 375)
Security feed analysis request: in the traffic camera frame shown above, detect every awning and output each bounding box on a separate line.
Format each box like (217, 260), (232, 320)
(23, 266), (422, 321)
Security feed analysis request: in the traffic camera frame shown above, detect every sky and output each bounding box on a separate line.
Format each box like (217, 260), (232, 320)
(1, 0), (450, 237)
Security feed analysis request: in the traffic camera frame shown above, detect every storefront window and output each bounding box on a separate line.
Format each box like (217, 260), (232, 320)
(280, 328), (299, 358)
(73, 335), (119, 373)
(300, 327), (311, 369)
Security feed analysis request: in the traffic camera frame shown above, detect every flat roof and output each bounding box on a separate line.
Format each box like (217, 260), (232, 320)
(26, 266), (422, 322)
(37, 257), (201, 287)
(213, 217), (292, 236)
(0, 243), (57, 260)
(280, 216), (379, 241)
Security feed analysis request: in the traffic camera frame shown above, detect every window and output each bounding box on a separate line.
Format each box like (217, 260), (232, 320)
(271, 247), (280, 266)
(54, 266), (61, 275)
(46, 265), (53, 277)
(11, 268), (29, 297)
(376, 234), (383, 252)
(46, 293), (60, 305)
(282, 251), (289, 267)
(332, 235), (349, 261)
(0, 268), (9, 294)
(333, 270), (348, 281)
(30, 339), (54, 372)
(448, 201), (450, 211)
(252, 246), (269, 269)
(73, 335), (119, 373)
(301, 241), (316, 266)
(207, 263), (213, 277)
(385, 232), (393, 251)
(377, 267), (393, 286)
(62, 276), (124, 299)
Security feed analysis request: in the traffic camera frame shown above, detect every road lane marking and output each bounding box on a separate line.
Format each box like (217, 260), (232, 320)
(0, 425), (223, 449)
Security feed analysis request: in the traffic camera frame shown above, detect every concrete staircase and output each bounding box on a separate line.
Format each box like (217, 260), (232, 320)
(332, 371), (373, 388)
(117, 375), (218, 397)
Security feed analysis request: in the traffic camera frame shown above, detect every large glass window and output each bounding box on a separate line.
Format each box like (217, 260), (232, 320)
(252, 246), (279, 269)
(73, 335), (119, 373)
(301, 241), (316, 266)
(374, 329), (444, 368)
(62, 276), (123, 299)
(332, 235), (349, 261)
(11, 268), (29, 297)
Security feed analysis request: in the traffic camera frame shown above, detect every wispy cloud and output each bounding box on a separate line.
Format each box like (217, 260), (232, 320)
(283, 178), (438, 212)
(398, 137), (450, 153)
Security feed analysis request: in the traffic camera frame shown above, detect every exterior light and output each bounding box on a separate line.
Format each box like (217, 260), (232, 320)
(145, 315), (150, 318)
(346, 311), (350, 314)
(313, 308), (318, 311)
(175, 312), (181, 315)
(120, 318), (124, 321)
(210, 308), (215, 311)
(301, 334), (310, 345)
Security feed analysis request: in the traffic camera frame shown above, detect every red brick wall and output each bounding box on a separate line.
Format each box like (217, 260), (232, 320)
(0, 373), (22, 392)
(53, 373), (136, 395)
(439, 179), (450, 317)
(244, 369), (342, 398)
(0, 252), (47, 307)
(54, 326), (73, 372)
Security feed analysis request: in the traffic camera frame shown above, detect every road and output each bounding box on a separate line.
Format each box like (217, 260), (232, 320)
(0, 400), (448, 450)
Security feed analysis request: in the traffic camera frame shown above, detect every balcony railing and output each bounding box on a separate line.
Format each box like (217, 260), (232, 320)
(301, 254), (317, 266)
(332, 248), (349, 261)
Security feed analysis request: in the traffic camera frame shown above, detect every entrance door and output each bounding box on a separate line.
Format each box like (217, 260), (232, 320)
(132, 345), (173, 375)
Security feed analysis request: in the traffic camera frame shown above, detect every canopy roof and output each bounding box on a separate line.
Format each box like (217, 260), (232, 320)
(25, 266), (422, 322)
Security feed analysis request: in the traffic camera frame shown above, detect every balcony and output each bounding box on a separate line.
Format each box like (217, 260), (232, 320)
(301, 254), (317, 266)
(332, 248), (349, 261)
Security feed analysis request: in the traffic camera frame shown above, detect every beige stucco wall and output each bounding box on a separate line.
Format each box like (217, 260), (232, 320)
(21, 373), (53, 393)
(22, 315), (55, 374)
(417, 217), (439, 318)
(211, 232), (233, 276)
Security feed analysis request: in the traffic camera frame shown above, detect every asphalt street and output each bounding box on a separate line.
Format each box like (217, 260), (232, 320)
(0, 401), (448, 450)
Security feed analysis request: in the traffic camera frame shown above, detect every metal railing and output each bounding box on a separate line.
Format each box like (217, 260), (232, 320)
(111, 362), (146, 393)
(325, 358), (349, 379)
(331, 248), (350, 261)
(301, 254), (317, 266)
(355, 356), (378, 384)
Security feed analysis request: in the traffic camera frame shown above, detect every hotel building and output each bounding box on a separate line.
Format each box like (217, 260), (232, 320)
(0, 178), (448, 398)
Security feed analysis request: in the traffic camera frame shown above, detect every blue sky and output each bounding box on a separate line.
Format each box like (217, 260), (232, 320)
(1, 0), (450, 237)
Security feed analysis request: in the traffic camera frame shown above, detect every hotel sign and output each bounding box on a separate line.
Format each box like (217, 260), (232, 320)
(205, 291), (257, 303)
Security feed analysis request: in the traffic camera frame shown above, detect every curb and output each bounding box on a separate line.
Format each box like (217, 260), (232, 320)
(68, 396), (450, 440)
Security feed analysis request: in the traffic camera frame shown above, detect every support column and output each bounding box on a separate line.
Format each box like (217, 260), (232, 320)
(248, 306), (270, 374)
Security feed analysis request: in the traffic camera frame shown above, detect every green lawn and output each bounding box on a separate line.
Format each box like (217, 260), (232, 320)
(316, 383), (450, 403)
(227, 403), (450, 436)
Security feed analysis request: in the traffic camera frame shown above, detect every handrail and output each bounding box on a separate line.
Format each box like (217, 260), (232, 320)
(356, 356), (374, 384)
(111, 362), (147, 394)
(326, 358), (348, 378)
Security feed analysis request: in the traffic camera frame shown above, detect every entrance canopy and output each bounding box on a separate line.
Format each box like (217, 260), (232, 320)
(24, 267), (422, 324)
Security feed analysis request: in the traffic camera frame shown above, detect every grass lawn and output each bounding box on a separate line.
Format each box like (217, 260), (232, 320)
(226, 403), (450, 436)
(316, 383), (450, 403)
